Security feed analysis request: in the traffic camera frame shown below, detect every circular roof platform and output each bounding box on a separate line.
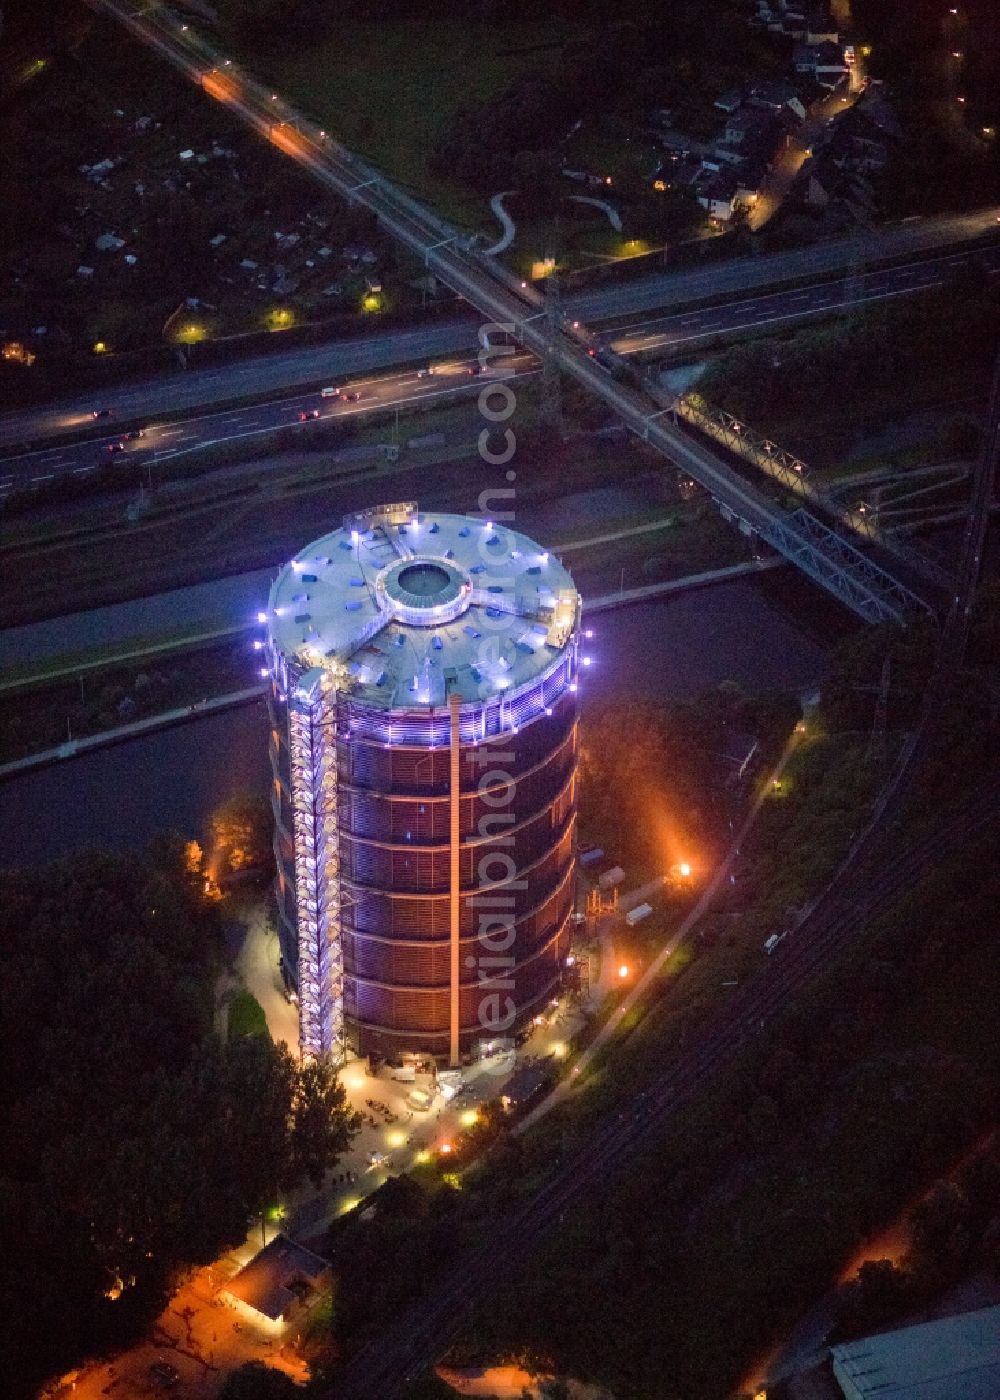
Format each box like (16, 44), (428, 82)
(266, 505), (579, 710)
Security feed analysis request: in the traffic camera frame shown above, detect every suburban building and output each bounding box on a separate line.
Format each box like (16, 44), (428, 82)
(794, 39), (850, 87)
(746, 80), (808, 122)
(500, 1062), (553, 1111)
(220, 1235), (331, 1333)
(714, 87), (744, 114)
(697, 169), (741, 222)
(831, 1304), (1000, 1400)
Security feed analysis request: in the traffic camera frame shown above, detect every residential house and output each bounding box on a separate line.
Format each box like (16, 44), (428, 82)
(746, 80), (808, 122)
(651, 155), (702, 192)
(805, 4), (839, 45)
(793, 39), (849, 87)
(714, 87), (743, 114)
(736, 159), (769, 206)
(800, 150), (877, 227)
(697, 169), (741, 222)
(810, 104), (897, 179)
(774, 2), (807, 33)
(717, 107), (795, 173)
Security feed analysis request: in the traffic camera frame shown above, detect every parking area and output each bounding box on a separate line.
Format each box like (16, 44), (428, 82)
(283, 988), (589, 1233)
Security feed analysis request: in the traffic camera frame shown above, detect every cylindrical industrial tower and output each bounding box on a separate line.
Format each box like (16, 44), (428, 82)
(264, 502), (580, 1063)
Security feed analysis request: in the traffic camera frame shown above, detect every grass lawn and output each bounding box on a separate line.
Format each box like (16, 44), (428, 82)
(227, 988), (270, 1041)
(224, 17), (579, 228)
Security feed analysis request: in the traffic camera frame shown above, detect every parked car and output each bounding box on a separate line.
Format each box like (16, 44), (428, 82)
(148, 1360), (180, 1390)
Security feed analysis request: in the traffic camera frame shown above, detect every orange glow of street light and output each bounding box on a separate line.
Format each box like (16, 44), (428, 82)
(618, 964), (630, 979)
(439, 1141), (453, 1155)
(679, 862), (692, 878)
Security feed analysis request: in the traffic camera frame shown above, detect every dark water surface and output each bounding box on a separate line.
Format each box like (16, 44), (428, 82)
(0, 574), (835, 867)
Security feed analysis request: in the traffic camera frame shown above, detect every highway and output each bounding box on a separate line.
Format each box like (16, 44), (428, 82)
(64, 1), (959, 626)
(0, 359), (533, 495)
(3, 237), (999, 487)
(570, 204), (1000, 320)
(611, 243), (1000, 353)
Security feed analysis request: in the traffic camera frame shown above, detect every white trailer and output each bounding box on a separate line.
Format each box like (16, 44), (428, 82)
(626, 902), (653, 927)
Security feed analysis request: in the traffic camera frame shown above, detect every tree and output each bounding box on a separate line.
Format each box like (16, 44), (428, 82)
(838, 1259), (913, 1336)
(908, 1181), (972, 1284)
(289, 1056), (359, 1189)
(207, 790), (274, 879)
(511, 150), (562, 219)
(217, 1361), (303, 1400)
(0, 845), (354, 1399)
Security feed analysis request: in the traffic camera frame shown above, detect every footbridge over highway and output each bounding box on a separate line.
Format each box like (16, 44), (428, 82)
(89, 0), (944, 626)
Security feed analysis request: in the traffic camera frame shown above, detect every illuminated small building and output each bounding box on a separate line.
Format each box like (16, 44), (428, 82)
(220, 1235), (329, 1333)
(263, 503), (580, 1063)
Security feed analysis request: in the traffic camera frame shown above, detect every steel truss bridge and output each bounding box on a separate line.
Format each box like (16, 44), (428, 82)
(91, 0), (944, 626)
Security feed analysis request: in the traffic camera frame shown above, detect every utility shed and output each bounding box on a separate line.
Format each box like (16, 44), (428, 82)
(220, 1234), (330, 1330)
(831, 1304), (1000, 1400)
(500, 1063), (552, 1110)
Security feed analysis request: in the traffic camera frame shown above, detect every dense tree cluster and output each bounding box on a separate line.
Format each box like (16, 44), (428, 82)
(695, 268), (1000, 433)
(322, 626), (1000, 1399)
(578, 688), (792, 876)
(429, 5), (772, 198)
(0, 840), (355, 1399)
(837, 1143), (1000, 1339)
(208, 790), (275, 881)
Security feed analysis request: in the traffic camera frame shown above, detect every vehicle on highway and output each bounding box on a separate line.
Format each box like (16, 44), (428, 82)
(125, 428), (145, 440)
(343, 389), (363, 402)
(298, 408), (320, 421)
(91, 407), (113, 419)
(320, 385), (341, 398)
(104, 439), (126, 454)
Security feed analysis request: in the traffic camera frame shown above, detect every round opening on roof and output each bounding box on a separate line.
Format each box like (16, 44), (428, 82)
(378, 554), (470, 627)
(397, 562), (451, 598)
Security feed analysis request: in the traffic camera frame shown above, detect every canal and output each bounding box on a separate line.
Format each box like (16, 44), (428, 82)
(0, 573), (838, 867)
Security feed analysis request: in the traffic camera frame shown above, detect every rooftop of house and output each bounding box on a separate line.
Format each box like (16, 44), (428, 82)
(221, 1235), (330, 1323)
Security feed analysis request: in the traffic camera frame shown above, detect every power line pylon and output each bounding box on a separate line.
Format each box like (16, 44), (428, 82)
(540, 269), (564, 440)
(867, 654), (891, 768)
